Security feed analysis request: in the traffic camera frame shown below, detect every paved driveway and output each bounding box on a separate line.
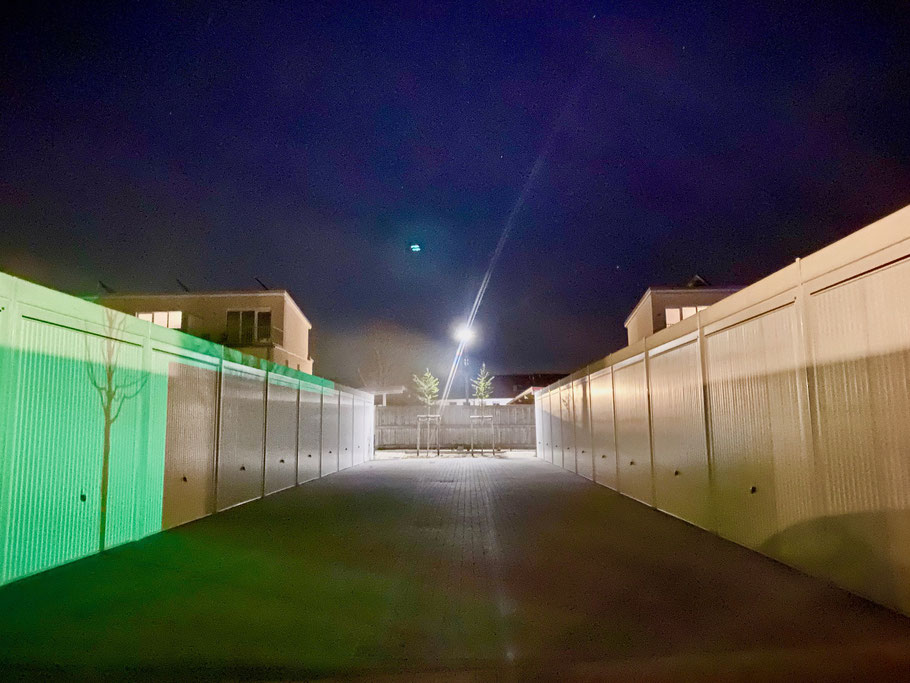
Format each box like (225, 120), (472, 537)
(3, 456), (910, 680)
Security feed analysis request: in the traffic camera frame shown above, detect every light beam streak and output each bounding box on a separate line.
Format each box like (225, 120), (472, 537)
(440, 69), (590, 405)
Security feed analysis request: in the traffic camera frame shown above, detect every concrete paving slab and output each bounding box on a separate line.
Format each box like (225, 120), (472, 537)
(2, 456), (910, 680)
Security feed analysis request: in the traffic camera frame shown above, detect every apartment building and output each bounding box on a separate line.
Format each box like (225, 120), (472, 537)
(98, 289), (314, 373)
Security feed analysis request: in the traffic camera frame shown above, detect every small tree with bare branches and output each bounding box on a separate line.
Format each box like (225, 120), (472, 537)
(85, 308), (148, 551)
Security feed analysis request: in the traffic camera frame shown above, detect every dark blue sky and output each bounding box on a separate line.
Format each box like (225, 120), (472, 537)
(2, 2), (908, 385)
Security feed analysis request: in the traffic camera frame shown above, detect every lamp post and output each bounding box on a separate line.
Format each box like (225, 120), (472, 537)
(453, 322), (476, 408)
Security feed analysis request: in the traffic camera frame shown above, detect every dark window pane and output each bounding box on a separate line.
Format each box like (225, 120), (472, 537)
(226, 311), (240, 344)
(257, 310), (271, 342)
(240, 310), (255, 344)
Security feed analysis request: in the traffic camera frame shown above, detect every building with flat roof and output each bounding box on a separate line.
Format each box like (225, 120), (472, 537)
(97, 289), (314, 373)
(624, 276), (741, 345)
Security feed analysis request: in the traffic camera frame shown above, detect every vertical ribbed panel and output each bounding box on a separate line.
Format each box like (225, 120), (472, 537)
(649, 342), (711, 528)
(140, 359), (168, 539)
(614, 359), (652, 505)
(590, 370), (616, 488)
(366, 400), (375, 460)
(809, 271), (902, 514)
(705, 306), (805, 549)
(0, 293), (14, 581)
(808, 259), (910, 611)
(548, 391), (560, 465)
(339, 393), (354, 470)
(351, 398), (361, 465)
(538, 392), (549, 461)
(297, 388), (322, 481)
(534, 394), (543, 458)
(0, 291), (11, 544)
(217, 368), (265, 510)
(573, 378), (593, 480)
(355, 398), (367, 465)
(559, 385), (575, 471)
(264, 381), (297, 494)
(761, 306), (813, 533)
(161, 359), (217, 529)
(321, 390), (339, 474)
(5, 319), (146, 582)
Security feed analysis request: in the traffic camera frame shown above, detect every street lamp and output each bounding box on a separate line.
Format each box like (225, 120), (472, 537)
(453, 323), (475, 405)
(454, 323), (475, 345)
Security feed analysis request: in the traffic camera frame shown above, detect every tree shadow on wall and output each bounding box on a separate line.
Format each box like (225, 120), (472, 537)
(84, 308), (147, 552)
(758, 510), (910, 610)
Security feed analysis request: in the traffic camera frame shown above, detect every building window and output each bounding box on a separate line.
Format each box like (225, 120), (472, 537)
(226, 309), (271, 344)
(666, 305), (709, 326)
(137, 311), (182, 329)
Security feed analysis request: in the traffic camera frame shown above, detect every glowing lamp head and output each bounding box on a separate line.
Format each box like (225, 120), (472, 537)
(454, 323), (475, 345)
(409, 243), (421, 252)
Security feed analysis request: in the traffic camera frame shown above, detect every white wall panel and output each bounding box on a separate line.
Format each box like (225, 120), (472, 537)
(548, 391), (561, 466)
(321, 390), (339, 474)
(339, 393), (353, 470)
(532, 205), (910, 617)
(573, 378), (593, 480)
(614, 359), (652, 505)
(590, 370), (616, 488)
(217, 368), (266, 510)
(559, 385), (576, 472)
(297, 388), (321, 483)
(264, 382), (298, 495)
(808, 257), (910, 611)
(705, 305), (806, 549)
(649, 342), (711, 528)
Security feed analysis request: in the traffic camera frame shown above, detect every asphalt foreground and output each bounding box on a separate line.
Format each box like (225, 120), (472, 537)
(3, 457), (910, 681)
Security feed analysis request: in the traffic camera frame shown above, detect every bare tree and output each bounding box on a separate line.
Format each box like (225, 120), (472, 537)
(85, 308), (147, 551)
(357, 345), (395, 391)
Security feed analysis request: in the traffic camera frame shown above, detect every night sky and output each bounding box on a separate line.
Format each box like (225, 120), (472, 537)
(2, 2), (909, 387)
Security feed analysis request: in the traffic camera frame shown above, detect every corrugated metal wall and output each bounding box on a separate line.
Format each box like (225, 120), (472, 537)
(613, 357), (652, 506)
(648, 339), (711, 529)
(297, 387), (322, 482)
(0, 270), (374, 587)
(5, 317), (146, 581)
(559, 384), (576, 473)
(589, 369), (616, 488)
(217, 366), (267, 510)
(354, 397), (372, 465)
(264, 379), (298, 495)
(547, 390), (559, 465)
(533, 203), (910, 617)
(573, 378), (593, 480)
(339, 392), (354, 469)
(321, 390), (340, 474)
(161, 357), (218, 529)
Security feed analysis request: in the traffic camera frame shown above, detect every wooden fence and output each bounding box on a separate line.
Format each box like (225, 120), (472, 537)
(375, 404), (535, 449)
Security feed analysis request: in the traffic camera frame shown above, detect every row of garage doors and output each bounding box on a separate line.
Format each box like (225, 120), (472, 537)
(0, 270), (375, 586)
(163, 358), (375, 529)
(533, 209), (910, 617)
